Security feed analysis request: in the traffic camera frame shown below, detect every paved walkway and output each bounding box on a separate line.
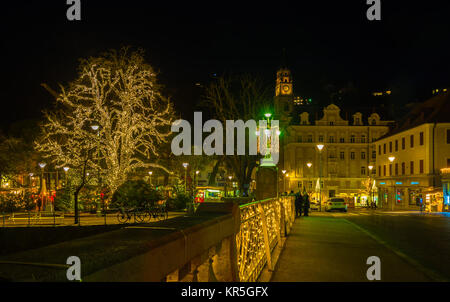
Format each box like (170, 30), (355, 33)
(271, 216), (432, 282)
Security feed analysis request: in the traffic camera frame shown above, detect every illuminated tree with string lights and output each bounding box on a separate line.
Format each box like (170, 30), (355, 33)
(35, 47), (174, 222)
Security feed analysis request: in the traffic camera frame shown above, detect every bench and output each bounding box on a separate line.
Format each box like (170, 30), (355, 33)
(9, 212), (65, 225)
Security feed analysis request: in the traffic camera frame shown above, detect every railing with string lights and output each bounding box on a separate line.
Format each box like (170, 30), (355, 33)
(82, 196), (295, 282)
(236, 195), (295, 282)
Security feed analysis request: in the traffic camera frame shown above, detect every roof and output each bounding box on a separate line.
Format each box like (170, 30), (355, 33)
(385, 91), (450, 137)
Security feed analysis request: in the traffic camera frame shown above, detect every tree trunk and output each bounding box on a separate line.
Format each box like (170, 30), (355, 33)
(74, 185), (82, 224)
(208, 158), (222, 186)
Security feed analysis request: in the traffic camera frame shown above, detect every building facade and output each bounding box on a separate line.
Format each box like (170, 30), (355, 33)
(375, 123), (450, 211)
(282, 103), (392, 205)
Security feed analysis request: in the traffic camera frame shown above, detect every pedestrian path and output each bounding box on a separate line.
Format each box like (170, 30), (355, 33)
(271, 216), (432, 282)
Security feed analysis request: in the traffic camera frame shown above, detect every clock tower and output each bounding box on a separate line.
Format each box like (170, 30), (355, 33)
(274, 68), (294, 125)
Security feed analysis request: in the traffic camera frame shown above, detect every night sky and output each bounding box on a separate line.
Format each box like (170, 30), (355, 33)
(1, 1), (450, 131)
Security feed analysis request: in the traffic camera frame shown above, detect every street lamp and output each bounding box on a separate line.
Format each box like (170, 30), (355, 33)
(281, 170), (286, 193)
(228, 176), (233, 197)
(195, 170), (200, 188)
(307, 162), (312, 191)
(388, 156), (396, 211)
(63, 167), (69, 187)
(368, 165), (374, 208)
(183, 163), (189, 193)
(29, 173), (33, 188)
(148, 171), (153, 187)
(285, 173), (289, 192)
(316, 144), (324, 211)
(91, 124), (102, 217)
(38, 162), (46, 212)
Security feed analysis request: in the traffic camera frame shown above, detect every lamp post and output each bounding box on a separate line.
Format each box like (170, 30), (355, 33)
(183, 163), (189, 193)
(307, 162), (312, 192)
(317, 144), (324, 211)
(228, 176), (233, 197)
(29, 173), (34, 188)
(148, 171), (153, 187)
(91, 124), (102, 217)
(368, 165), (374, 208)
(388, 156), (396, 211)
(281, 170), (286, 193)
(63, 167), (69, 186)
(195, 170), (200, 188)
(285, 173), (289, 192)
(38, 162), (46, 211)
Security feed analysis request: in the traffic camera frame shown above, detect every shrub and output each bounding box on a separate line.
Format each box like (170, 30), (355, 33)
(110, 180), (161, 209)
(54, 188), (72, 212)
(168, 193), (191, 210)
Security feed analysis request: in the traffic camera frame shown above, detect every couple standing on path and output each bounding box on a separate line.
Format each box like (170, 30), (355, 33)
(294, 191), (310, 217)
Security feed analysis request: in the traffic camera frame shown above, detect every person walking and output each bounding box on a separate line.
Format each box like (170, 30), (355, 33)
(302, 191), (310, 216)
(295, 191), (303, 217)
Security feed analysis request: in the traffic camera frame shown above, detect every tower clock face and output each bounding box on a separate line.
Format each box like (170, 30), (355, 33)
(282, 84), (291, 94)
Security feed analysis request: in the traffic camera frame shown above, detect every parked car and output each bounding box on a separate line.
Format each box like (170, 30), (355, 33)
(310, 201), (320, 211)
(325, 198), (348, 212)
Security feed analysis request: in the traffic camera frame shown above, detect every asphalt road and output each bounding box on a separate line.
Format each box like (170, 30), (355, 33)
(272, 209), (450, 282)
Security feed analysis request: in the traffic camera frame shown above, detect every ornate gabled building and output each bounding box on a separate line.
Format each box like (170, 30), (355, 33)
(273, 67), (394, 206)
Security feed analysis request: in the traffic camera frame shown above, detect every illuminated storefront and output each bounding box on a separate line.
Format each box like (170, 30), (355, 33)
(441, 168), (450, 212)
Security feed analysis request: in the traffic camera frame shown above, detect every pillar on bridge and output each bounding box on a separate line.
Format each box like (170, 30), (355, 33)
(255, 166), (278, 200)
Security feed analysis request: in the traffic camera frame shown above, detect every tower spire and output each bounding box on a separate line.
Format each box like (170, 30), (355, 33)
(280, 48), (288, 69)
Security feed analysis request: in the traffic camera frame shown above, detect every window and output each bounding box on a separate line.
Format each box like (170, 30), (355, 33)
(378, 145), (381, 155)
(340, 137), (345, 143)
(350, 152), (355, 159)
(329, 121), (334, 126)
(402, 162), (405, 175)
(448, 158), (450, 167)
(351, 135), (355, 143)
(319, 135), (324, 142)
(395, 140), (398, 152)
(420, 132), (424, 145)
(383, 143), (386, 154)
(340, 152), (345, 160)
(420, 160), (424, 174)
(378, 166), (381, 177)
(410, 161), (414, 175)
(372, 150), (376, 159)
(361, 152), (366, 159)
(361, 166), (366, 175)
(395, 163), (398, 176)
(329, 136), (335, 143)
(402, 137), (405, 150)
(307, 135), (312, 142)
(361, 135), (366, 143)
(383, 165), (386, 176)
(355, 118), (360, 124)
(410, 135), (414, 148)
(389, 142), (392, 153)
(298, 135), (302, 143)
(389, 164), (392, 176)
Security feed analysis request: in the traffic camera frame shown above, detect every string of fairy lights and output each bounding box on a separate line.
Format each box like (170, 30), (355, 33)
(236, 196), (295, 282)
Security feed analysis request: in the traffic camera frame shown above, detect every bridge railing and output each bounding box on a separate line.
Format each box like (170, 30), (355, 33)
(84, 195), (295, 282)
(237, 196), (295, 282)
